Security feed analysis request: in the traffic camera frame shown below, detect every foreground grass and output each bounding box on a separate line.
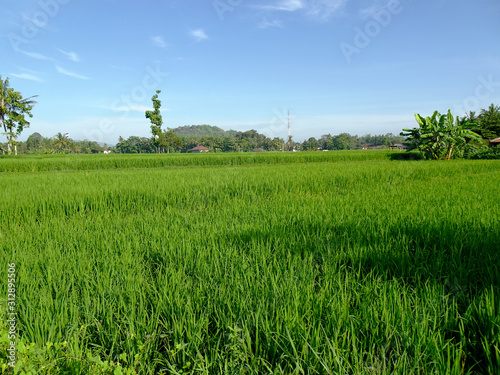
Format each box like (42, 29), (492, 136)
(0, 154), (499, 374)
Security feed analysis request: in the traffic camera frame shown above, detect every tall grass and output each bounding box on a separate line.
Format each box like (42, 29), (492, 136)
(1, 156), (499, 374)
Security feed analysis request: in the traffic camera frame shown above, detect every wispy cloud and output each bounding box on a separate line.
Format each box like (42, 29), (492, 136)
(151, 35), (167, 48)
(258, 18), (284, 29)
(10, 72), (44, 82)
(306, 0), (347, 19)
(56, 65), (89, 80)
(57, 49), (80, 62)
(256, 0), (346, 19)
(17, 49), (54, 61)
(190, 29), (208, 42)
(261, 0), (304, 12)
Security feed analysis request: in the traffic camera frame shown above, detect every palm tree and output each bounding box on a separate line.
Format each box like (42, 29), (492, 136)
(478, 104), (500, 140)
(53, 132), (70, 152)
(0, 75), (38, 154)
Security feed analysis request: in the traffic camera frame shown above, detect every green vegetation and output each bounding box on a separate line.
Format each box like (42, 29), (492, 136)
(403, 106), (500, 160)
(13, 130), (406, 155)
(0, 76), (37, 155)
(468, 104), (500, 140)
(0, 150), (394, 173)
(402, 110), (481, 160)
(145, 90), (163, 152)
(1, 152), (499, 374)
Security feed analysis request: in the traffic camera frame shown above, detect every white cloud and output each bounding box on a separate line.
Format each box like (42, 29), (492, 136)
(151, 35), (167, 48)
(262, 0), (304, 11)
(10, 72), (43, 82)
(56, 65), (89, 80)
(57, 49), (80, 62)
(306, 0), (347, 18)
(259, 18), (284, 28)
(257, 0), (346, 19)
(190, 29), (208, 42)
(17, 49), (54, 61)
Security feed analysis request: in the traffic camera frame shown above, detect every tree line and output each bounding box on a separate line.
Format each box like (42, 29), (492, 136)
(9, 132), (106, 154)
(3, 128), (407, 155)
(114, 131), (406, 154)
(2, 80), (499, 157)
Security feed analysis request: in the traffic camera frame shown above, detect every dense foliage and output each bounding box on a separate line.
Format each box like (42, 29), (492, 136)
(402, 105), (500, 160)
(1, 152), (499, 374)
(469, 104), (500, 140)
(401, 110), (481, 160)
(8, 132), (106, 154)
(0, 76), (37, 155)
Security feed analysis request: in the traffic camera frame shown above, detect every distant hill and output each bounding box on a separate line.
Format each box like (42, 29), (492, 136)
(173, 125), (238, 138)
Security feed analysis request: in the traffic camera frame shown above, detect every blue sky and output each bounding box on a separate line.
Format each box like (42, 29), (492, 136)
(1, 0), (499, 144)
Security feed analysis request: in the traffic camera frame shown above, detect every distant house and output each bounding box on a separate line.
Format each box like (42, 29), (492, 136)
(103, 150), (112, 154)
(490, 137), (500, 147)
(252, 148), (264, 152)
(189, 145), (209, 153)
(389, 144), (408, 150)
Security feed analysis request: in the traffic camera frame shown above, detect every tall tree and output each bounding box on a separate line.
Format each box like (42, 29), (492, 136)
(0, 76), (37, 155)
(26, 132), (44, 151)
(145, 90), (163, 152)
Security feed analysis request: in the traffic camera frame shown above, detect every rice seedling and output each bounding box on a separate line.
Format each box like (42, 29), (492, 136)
(0, 153), (498, 374)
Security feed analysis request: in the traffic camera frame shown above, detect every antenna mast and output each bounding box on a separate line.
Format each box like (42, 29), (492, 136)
(287, 110), (291, 144)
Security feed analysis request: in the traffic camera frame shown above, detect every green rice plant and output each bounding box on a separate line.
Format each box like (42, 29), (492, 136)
(0, 150), (395, 173)
(0, 155), (498, 374)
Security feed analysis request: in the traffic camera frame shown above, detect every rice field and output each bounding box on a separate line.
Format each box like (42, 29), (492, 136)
(1, 152), (499, 374)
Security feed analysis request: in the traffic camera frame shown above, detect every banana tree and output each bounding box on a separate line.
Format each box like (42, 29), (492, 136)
(441, 110), (481, 160)
(402, 110), (446, 159)
(401, 110), (481, 160)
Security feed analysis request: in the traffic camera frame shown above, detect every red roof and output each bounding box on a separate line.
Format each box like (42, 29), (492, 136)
(490, 137), (500, 143)
(189, 145), (209, 151)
